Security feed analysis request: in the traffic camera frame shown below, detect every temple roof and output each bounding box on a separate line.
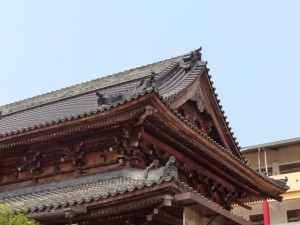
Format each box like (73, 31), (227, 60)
(0, 158), (179, 213)
(0, 54), (184, 115)
(0, 49), (206, 137)
(0, 158), (251, 225)
(0, 49), (288, 205)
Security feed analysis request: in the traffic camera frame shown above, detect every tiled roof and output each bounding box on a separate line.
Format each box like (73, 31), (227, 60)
(0, 157), (251, 225)
(0, 49), (205, 136)
(156, 108), (289, 192)
(0, 157), (179, 213)
(0, 49), (289, 195)
(0, 56), (182, 115)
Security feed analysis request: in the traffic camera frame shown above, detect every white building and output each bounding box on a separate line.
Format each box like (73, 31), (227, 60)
(233, 137), (300, 225)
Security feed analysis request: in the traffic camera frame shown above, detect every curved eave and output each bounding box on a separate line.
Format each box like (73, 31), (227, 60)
(0, 51), (202, 139)
(0, 88), (288, 200)
(203, 68), (245, 160)
(162, 61), (207, 102)
(150, 92), (289, 197)
(0, 51), (187, 116)
(0, 91), (153, 139)
(163, 63), (245, 163)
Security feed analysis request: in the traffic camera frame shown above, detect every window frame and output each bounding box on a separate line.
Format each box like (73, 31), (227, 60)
(287, 209), (300, 222)
(249, 214), (264, 225)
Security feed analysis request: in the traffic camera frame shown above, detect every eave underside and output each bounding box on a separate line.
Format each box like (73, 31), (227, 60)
(0, 94), (287, 207)
(26, 183), (249, 225)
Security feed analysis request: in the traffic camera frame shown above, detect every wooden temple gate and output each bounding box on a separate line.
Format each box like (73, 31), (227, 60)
(0, 49), (288, 224)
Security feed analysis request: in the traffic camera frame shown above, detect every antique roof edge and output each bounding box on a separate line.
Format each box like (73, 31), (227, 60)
(163, 61), (207, 102)
(1, 77), (288, 197)
(0, 156), (178, 200)
(203, 69), (245, 161)
(1, 159), (252, 220)
(0, 88), (155, 139)
(0, 89), (290, 193)
(197, 72), (289, 193)
(0, 53), (204, 138)
(23, 181), (178, 213)
(152, 94), (289, 193)
(23, 179), (251, 221)
(166, 63), (245, 162)
(0, 49), (201, 116)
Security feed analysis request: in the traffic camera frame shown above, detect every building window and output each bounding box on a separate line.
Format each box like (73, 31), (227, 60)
(287, 209), (300, 222)
(249, 214), (264, 225)
(280, 162), (300, 174)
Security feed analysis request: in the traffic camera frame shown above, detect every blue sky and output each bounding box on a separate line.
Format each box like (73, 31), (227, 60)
(0, 1), (299, 146)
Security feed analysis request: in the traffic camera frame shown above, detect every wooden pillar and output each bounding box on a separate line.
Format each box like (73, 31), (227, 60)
(263, 199), (270, 225)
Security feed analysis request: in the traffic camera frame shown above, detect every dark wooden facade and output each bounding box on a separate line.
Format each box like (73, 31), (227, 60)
(0, 49), (287, 225)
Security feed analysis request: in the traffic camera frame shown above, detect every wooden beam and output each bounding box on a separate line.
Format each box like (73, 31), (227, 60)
(176, 192), (251, 225)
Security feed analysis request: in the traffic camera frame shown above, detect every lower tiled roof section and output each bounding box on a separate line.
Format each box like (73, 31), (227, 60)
(0, 156), (251, 224)
(0, 157), (178, 213)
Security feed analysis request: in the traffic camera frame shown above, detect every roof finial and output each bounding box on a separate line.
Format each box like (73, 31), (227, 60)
(195, 47), (202, 52)
(194, 47), (202, 61)
(144, 159), (159, 179)
(165, 156), (175, 166)
(142, 72), (157, 92)
(162, 156), (178, 179)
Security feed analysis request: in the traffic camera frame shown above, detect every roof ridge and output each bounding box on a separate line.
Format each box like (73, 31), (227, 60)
(0, 49), (200, 116)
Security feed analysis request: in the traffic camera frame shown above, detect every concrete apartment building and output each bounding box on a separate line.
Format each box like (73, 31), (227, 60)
(233, 137), (300, 225)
